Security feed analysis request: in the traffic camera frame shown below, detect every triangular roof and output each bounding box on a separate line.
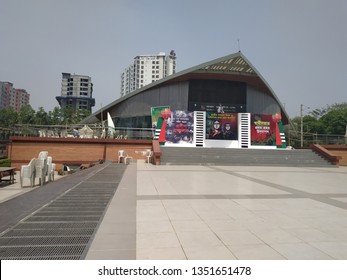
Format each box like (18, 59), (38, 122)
(84, 52), (289, 124)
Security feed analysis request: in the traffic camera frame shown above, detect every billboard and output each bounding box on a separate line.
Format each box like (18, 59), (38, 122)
(150, 106), (170, 130)
(165, 111), (194, 144)
(250, 114), (276, 146)
(206, 113), (238, 140)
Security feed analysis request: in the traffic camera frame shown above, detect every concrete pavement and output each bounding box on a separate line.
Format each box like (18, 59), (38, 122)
(87, 161), (347, 260)
(1, 161), (347, 259)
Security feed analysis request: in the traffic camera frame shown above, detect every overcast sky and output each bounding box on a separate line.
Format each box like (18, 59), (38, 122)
(1, 0), (346, 117)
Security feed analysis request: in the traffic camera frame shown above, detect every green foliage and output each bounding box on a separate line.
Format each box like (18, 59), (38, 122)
(0, 107), (18, 127)
(302, 115), (326, 134)
(35, 107), (50, 125)
(0, 106), (92, 128)
(320, 109), (347, 135)
(0, 158), (11, 167)
(289, 102), (347, 147)
(290, 102), (347, 135)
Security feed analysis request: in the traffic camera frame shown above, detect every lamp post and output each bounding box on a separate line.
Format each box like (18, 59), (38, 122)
(300, 104), (310, 148)
(300, 104), (303, 148)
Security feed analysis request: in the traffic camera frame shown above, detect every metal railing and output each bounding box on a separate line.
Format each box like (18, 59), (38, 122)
(2, 124), (155, 140)
(287, 131), (347, 147)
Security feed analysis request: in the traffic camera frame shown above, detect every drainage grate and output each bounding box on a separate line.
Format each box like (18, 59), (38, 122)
(13, 222), (98, 230)
(0, 163), (126, 260)
(0, 236), (91, 246)
(24, 216), (100, 222)
(30, 211), (104, 216)
(2, 228), (95, 237)
(42, 207), (105, 211)
(0, 245), (86, 258)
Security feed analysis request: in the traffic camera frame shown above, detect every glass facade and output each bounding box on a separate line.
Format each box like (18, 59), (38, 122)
(188, 79), (247, 113)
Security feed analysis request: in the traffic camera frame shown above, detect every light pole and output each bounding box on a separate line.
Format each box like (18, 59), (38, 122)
(300, 104), (310, 148)
(300, 104), (303, 148)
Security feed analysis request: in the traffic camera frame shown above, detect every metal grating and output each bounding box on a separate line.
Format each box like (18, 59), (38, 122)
(13, 222), (98, 230)
(2, 228), (95, 237)
(38, 207), (105, 212)
(0, 163), (126, 260)
(0, 245), (86, 258)
(0, 236), (91, 246)
(30, 211), (104, 216)
(24, 216), (100, 222)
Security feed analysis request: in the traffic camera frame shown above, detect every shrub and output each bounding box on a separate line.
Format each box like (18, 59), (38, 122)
(0, 158), (11, 167)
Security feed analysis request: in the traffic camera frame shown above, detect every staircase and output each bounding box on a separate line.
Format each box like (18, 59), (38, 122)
(160, 147), (334, 167)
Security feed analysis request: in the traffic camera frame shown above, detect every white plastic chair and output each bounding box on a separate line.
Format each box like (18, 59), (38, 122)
(145, 150), (153, 164)
(47, 156), (55, 182)
(20, 158), (36, 188)
(118, 150), (125, 163)
(35, 151), (48, 186)
(124, 151), (133, 165)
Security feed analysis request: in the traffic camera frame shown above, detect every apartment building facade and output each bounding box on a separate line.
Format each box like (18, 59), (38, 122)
(0, 81), (30, 112)
(120, 51), (177, 97)
(56, 73), (95, 112)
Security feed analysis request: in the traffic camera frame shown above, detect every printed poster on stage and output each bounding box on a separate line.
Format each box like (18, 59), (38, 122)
(165, 110), (194, 144)
(251, 114), (276, 146)
(150, 106), (170, 130)
(206, 113), (238, 140)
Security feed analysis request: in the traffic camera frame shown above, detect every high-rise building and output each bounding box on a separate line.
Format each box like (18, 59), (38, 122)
(0, 81), (30, 112)
(56, 73), (95, 112)
(120, 51), (177, 97)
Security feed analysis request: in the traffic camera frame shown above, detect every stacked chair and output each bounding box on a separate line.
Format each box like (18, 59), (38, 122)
(20, 151), (56, 188)
(20, 158), (36, 188)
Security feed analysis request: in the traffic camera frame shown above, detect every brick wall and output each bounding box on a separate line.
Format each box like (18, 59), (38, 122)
(323, 145), (347, 166)
(9, 137), (153, 170)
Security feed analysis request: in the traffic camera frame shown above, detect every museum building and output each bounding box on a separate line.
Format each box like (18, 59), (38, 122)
(85, 52), (289, 149)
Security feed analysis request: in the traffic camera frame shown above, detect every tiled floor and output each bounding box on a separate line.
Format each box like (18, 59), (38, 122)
(136, 162), (347, 260)
(2, 161), (347, 260)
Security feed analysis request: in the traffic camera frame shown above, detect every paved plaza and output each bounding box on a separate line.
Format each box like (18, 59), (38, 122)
(87, 161), (347, 260)
(1, 161), (347, 259)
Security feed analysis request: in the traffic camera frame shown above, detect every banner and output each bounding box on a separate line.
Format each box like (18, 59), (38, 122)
(251, 114), (276, 146)
(151, 106), (170, 140)
(107, 112), (115, 138)
(206, 113), (238, 140)
(166, 111), (194, 144)
(150, 106), (170, 130)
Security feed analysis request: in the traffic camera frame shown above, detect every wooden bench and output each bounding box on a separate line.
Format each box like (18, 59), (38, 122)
(0, 167), (16, 184)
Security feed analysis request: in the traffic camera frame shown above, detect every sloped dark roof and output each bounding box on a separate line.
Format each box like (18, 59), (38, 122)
(83, 52), (289, 124)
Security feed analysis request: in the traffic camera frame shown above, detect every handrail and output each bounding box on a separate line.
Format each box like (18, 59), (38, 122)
(310, 144), (342, 166)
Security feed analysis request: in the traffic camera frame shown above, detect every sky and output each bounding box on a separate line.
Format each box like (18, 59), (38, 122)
(0, 0), (346, 118)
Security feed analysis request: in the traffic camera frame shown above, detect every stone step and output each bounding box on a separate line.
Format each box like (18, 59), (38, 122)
(160, 147), (333, 167)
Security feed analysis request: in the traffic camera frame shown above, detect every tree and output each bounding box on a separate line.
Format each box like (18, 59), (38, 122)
(48, 107), (63, 125)
(35, 107), (50, 125)
(77, 109), (92, 122)
(0, 108), (18, 128)
(18, 105), (36, 124)
(320, 109), (347, 135)
(327, 102), (347, 112)
(302, 115), (326, 134)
